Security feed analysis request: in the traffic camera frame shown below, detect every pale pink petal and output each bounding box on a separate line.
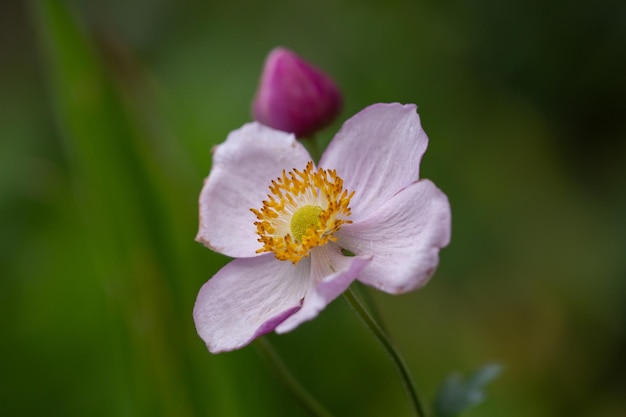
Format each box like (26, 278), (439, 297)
(337, 179), (451, 294)
(275, 244), (371, 333)
(197, 123), (312, 258)
(193, 254), (310, 353)
(319, 103), (428, 221)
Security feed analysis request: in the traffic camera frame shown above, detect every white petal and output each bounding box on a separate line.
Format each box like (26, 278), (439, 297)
(319, 103), (428, 221)
(337, 180), (451, 294)
(193, 254), (310, 353)
(275, 244), (371, 333)
(197, 123), (312, 257)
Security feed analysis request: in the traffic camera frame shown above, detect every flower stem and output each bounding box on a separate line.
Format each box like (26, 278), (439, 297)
(350, 281), (388, 333)
(303, 134), (322, 163)
(343, 287), (427, 417)
(255, 337), (336, 417)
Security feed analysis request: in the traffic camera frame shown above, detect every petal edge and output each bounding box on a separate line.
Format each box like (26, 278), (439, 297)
(320, 103), (429, 221)
(197, 123), (312, 258)
(337, 179), (451, 294)
(193, 255), (310, 353)
(276, 244), (371, 333)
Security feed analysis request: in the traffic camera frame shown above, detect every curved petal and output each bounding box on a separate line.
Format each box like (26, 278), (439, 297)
(336, 179), (451, 294)
(193, 254), (310, 353)
(319, 103), (429, 221)
(197, 123), (312, 257)
(275, 244), (371, 333)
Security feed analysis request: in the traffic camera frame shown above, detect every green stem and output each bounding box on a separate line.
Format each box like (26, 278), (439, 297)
(302, 135), (322, 163)
(255, 337), (335, 417)
(350, 282), (388, 333)
(343, 287), (426, 417)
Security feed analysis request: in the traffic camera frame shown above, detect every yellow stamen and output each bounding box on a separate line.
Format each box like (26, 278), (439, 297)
(250, 161), (354, 264)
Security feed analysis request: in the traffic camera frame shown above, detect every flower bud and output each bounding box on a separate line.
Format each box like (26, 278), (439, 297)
(252, 47), (342, 138)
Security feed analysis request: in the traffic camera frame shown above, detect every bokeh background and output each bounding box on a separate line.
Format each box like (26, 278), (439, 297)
(2, 0), (625, 416)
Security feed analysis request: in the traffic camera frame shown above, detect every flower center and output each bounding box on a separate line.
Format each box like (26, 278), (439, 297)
(251, 161), (354, 264)
(290, 205), (323, 242)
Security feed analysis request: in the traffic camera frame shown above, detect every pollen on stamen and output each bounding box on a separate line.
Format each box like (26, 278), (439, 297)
(250, 161), (354, 264)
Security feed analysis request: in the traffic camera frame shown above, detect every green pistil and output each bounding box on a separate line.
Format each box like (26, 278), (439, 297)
(290, 205), (323, 241)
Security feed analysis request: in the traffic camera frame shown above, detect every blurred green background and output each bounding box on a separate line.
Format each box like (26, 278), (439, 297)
(2, 0), (625, 416)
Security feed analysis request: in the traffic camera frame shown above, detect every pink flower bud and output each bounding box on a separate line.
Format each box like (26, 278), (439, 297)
(252, 47), (343, 138)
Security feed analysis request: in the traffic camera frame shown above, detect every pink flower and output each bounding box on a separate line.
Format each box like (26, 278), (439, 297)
(252, 47), (342, 138)
(194, 103), (451, 353)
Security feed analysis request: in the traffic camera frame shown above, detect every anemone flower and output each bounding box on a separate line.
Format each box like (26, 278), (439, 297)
(194, 103), (451, 353)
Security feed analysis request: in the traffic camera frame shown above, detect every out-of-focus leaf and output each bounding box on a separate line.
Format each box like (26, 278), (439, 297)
(30, 1), (201, 416)
(434, 363), (503, 417)
(30, 1), (282, 416)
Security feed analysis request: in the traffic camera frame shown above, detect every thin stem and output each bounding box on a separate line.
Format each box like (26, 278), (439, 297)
(302, 135), (322, 163)
(255, 337), (335, 417)
(343, 287), (426, 417)
(350, 282), (388, 333)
